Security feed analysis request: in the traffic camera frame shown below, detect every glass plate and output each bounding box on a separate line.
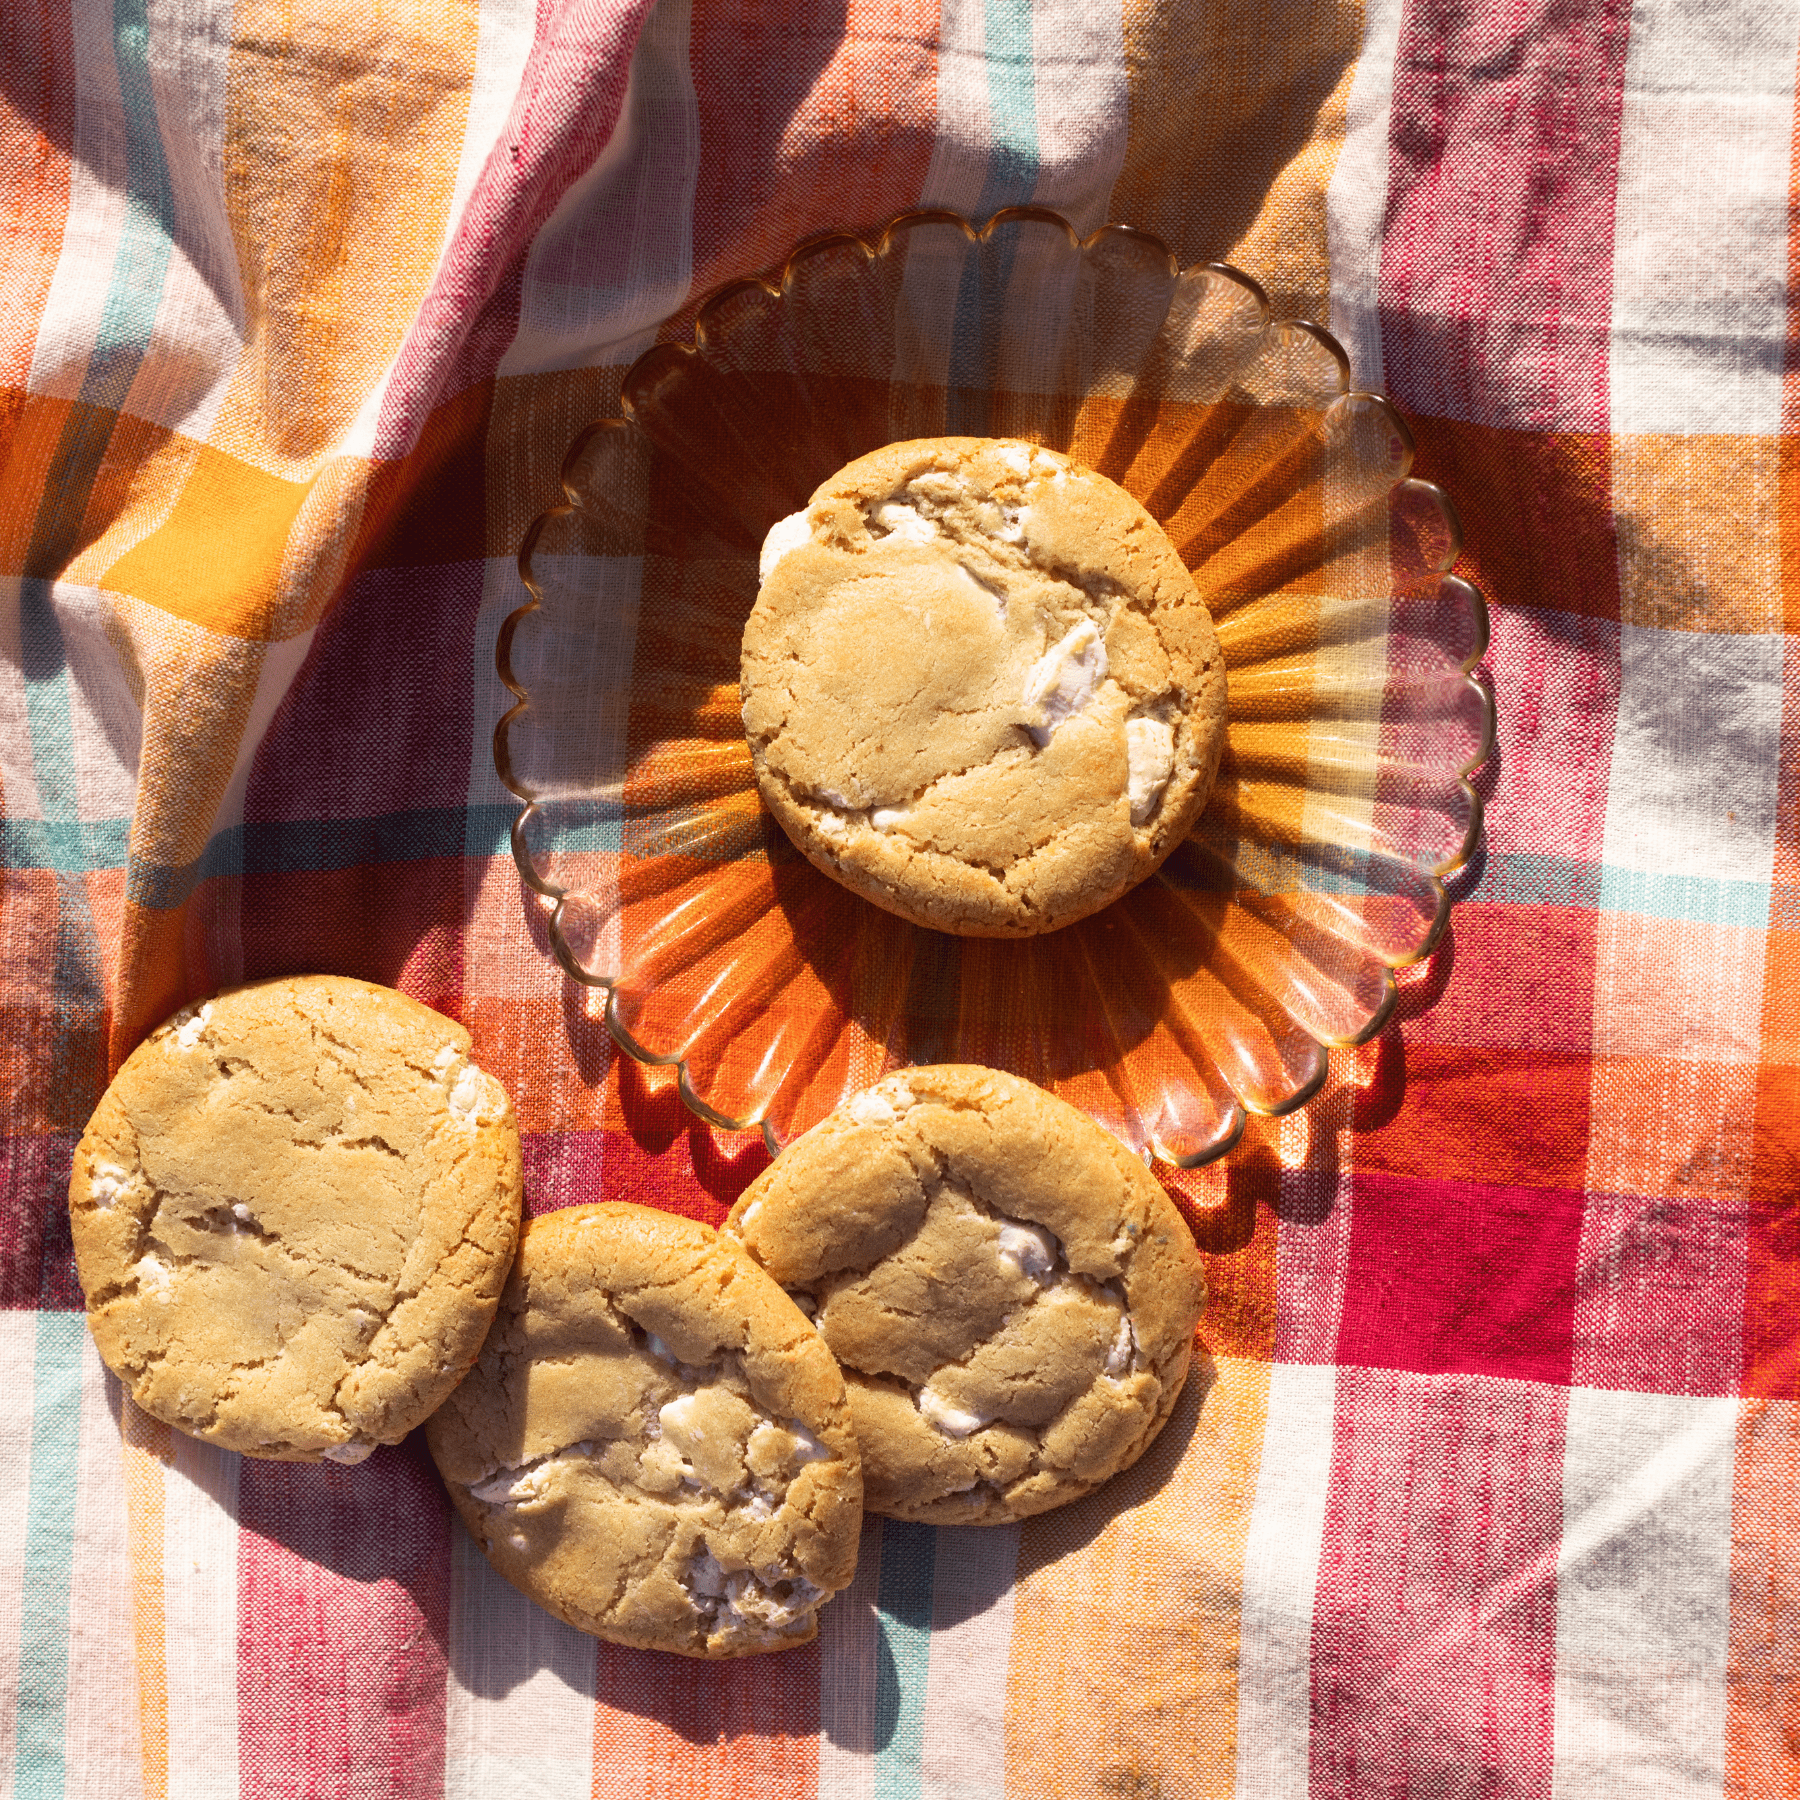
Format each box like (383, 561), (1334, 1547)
(496, 207), (1492, 1168)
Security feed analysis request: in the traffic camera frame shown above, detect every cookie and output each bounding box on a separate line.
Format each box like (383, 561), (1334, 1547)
(723, 1065), (1206, 1524)
(69, 976), (522, 1463)
(741, 437), (1227, 936)
(426, 1203), (863, 1658)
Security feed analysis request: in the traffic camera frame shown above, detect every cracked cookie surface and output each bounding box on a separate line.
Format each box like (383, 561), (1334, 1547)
(741, 438), (1227, 936)
(426, 1202), (863, 1658)
(69, 975), (523, 1462)
(723, 1065), (1207, 1525)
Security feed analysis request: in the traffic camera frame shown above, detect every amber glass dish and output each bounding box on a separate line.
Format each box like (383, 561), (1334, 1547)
(496, 208), (1492, 1165)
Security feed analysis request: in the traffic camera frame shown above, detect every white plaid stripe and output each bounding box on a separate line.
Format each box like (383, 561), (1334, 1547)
(1553, 1390), (1738, 1798)
(65, 1343), (146, 1800)
(159, 1433), (241, 1800)
(1025, 0), (1129, 232)
(919, 1526), (1019, 1800)
(444, 1522), (597, 1800)
(1324, 0), (1405, 378)
(1234, 1362), (1336, 1800)
(1608, 0), (1800, 435)
(1600, 624), (1784, 898)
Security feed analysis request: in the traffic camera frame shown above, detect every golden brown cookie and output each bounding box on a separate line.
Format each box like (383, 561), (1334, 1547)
(741, 438), (1226, 936)
(69, 975), (523, 1462)
(723, 1065), (1206, 1524)
(426, 1203), (863, 1658)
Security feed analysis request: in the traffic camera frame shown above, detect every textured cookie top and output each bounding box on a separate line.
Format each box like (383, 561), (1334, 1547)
(741, 438), (1227, 936)
(723, 1065), (1206, 1525)
(426, 1203), (863, 1659)
(69, 975), (522, 1462)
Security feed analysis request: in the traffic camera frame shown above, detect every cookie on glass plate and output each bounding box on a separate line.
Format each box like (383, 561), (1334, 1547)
(723, 1064), (1206, 1524)
(741, 437), (1227, 936)
(69, 975), (522, 1463)
(426, 1203), (863, 1658)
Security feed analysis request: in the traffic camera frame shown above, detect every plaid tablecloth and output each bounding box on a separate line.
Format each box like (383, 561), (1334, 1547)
(4, 0), (1796, 1792)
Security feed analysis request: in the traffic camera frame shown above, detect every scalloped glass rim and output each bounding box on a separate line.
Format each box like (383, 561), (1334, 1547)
(495, 204), (1494, 1166)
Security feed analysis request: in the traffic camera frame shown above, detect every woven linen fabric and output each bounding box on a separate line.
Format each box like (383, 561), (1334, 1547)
(3, 0), (1797, 1791)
